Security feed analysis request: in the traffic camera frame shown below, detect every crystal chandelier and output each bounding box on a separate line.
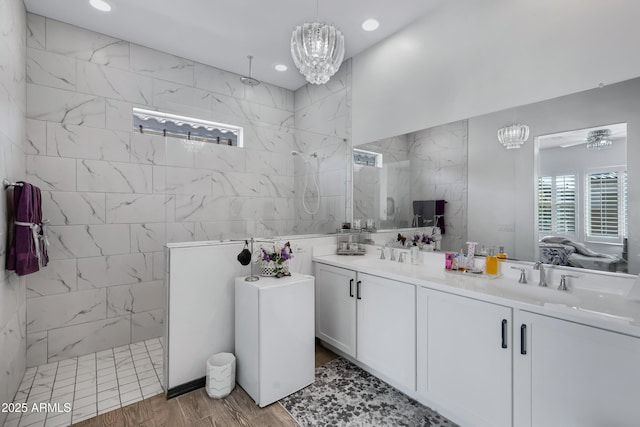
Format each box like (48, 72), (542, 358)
(290, 2), (345, 85)
(497, 123), (530, 149)
(586, 129), (612, 150)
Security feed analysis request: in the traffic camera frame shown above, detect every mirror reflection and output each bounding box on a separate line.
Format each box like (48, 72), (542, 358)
(353, 76), (639, 275)
(353, 122), (468, 252)
(537, 124), (628, 273)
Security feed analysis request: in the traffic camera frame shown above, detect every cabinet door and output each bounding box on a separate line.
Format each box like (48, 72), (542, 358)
(314, 263), (357, 357)
(417, 287), (512, 427)
(356, 273), (416, 390)
(514, 311), (640, 427)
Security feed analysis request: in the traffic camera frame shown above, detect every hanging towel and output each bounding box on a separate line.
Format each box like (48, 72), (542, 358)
(6, 181), (48, 275)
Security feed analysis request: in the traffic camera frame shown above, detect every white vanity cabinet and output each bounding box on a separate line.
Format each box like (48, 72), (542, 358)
(417, 287), (513, 427)
(514, 311), (640, 427)
(315, 263), (416, 390)
(356, 272), (416, 390)
(315, 263), (357, 357)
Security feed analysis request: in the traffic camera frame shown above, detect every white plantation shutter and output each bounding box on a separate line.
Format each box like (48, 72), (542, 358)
(538, 175), (575, 234)
(623, 171), (628, 238)
(586, 171), (619, 238)
(555, 175), (576, 233)
(538, 176), (552, 232)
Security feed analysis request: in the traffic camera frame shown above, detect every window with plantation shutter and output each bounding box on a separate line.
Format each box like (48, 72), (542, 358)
(538, 175), (576, 234)
(586, 170), (626, 243)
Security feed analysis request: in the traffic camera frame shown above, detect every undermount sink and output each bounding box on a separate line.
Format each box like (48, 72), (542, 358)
(543, 303), (634, 324)
(488, 282), (581, 306)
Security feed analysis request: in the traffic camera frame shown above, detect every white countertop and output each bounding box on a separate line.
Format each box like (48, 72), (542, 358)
(313, 251), (640, 338)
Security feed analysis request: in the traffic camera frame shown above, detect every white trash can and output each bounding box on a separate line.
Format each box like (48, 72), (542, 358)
(205, 352), (236, 399)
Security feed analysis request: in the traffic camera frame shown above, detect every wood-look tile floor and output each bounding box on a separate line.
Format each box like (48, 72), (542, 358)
(71, 343), (338, 427)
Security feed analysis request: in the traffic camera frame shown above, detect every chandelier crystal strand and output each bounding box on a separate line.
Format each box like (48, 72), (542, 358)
(291, 21), (345, 84)
(497, 124), (530, 149)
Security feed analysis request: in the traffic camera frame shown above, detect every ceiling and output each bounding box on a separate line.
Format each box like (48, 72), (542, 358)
(24, 0), (444, 91)
(538, 123), (627, 150)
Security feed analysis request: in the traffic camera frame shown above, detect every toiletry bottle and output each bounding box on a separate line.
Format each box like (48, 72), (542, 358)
(486, 248), (499, 275)
(497, 246), (508, 261)
(452, 253), (459, 270)
(457, 249), (467, 272)
(445, 252), (454, 270)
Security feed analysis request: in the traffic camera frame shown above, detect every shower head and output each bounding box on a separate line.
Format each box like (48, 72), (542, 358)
(240, 55), (260, 86)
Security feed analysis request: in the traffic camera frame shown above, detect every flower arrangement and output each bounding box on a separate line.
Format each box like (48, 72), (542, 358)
(412, 233), (434, 248)
(260, 242), (293, 277)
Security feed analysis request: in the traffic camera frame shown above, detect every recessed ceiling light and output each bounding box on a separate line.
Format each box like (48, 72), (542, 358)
(90, 0), (111, 12)
(274, 64), (288, 72)
(361, 18), (380, 32)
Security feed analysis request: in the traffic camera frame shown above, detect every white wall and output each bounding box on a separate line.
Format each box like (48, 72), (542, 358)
(0, 0), (27, 422)
(352, 0), (640, 145)
(468, 77), (640, 274)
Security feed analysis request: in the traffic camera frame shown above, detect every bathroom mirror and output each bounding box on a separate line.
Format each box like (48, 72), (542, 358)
(353, 76), (639, 275)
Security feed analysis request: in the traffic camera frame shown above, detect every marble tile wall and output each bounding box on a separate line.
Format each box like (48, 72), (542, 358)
(24, 14), (297, 366)
(292, 60), (352, 233)
(408, 121), (468, 251)
(0, 0), (27, 422)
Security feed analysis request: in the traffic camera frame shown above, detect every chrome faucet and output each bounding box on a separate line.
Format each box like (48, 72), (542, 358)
(377, 246), (385, 260)
(510, 266), (527, 284)
(533, 261), (547, 287)
(558, 274), (578, 291)
(386, 244), (396, 261)
(398, 252), (405, 263)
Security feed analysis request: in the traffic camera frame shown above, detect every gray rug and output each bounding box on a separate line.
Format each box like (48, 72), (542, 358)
(279, 357), (458, 427)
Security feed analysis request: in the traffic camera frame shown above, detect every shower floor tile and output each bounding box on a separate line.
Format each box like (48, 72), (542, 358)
(4, 338), (164, 427)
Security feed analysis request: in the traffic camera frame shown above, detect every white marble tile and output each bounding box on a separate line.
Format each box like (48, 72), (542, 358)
(105, 193), (169, 223)
(131, 309), (164, 344)
(26, 259), (77, 298)
(244, 82), (294, 112)
(41, 191), (106, 225)
(26, 155), (76, 191)
(151, 80), (212, 116)
(159, 166), (212, 194)
(77, 61), (152, 105)
(106, 281), (163, 317)
(130, 223), (165, 253)
(77, 253), (153, 289)
(27, 84), (105, 126)
(130, 44), (194, 86)
(152, 251), (165, 281)
(25, 118), (46, 155)
(46, 122), (130, 161)
(105, 98), (136, 132)
(26, 13), (46, 50)
(229, 197), (293, 221)
(45, 18), (129, 69)
(26, 48), (76, 91)
(174, 195), (230, 222)
(129, 132), (163, 165)
(77, 160), (152, 193)
(26, 288), (106, 333)
(295, 90), (346, 137)
(194, 62), (244, 98)
(242, 123), (295, 153)
(245, 149), (288, 176)
(166, 222), (195, 243)
(193, 143), (245, 171)
(47, 315), (130, 362)
(293, 65), (347, 111)
(46, 224), (130, 260)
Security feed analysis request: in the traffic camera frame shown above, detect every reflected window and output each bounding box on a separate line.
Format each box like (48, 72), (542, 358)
(538, 174), (576, 234)
(586, 169), (627, 243)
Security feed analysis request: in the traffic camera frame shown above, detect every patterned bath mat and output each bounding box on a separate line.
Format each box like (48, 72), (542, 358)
(279, 357), (458, 427)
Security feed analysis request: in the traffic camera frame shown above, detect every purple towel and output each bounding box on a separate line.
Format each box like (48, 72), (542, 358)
(6, 181), (47, 275)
